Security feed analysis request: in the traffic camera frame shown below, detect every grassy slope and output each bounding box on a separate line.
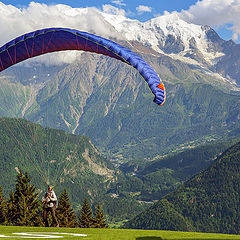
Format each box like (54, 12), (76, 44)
(1, 226), (240, 240)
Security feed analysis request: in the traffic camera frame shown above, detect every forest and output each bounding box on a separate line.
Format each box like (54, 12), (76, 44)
(124, 141), (240, 234)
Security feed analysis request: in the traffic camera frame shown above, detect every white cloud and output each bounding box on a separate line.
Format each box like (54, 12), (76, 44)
(136, 5), (152, 14)
(232, 32), (239, 41)
(111, 0), (126, 6)
(102, 4), (126, 16)
(178, 0), (240, 41)
(0, 2), (123, 66)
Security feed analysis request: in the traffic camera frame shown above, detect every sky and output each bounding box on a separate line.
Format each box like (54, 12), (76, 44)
(0, 0), (198, 20)
(0, 0), (237, 43)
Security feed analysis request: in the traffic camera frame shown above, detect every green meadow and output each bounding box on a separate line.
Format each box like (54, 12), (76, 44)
(1, 226), (240, 240)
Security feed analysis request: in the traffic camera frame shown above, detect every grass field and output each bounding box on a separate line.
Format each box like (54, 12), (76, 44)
(1, 226), (240, 240)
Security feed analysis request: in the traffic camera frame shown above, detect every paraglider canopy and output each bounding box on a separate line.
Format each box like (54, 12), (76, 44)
(0, 27), (166, 105)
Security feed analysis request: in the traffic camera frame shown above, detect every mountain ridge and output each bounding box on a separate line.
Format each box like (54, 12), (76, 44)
(123, 141), (240, 234)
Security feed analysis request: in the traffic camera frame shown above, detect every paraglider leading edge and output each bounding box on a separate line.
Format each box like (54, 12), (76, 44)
(0, 27), (166, 106)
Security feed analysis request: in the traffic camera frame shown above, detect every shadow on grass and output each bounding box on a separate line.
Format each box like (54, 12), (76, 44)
(137, 238), (222, 240)
(136, 237), (163, 240)
(137, 238), (227, 240)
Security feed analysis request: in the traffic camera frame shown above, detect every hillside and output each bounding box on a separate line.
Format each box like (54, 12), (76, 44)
(0, 117), (236, 225)
(0, 117), (148, 223)
(124, 141), (240, 234)
(119, 140), (237, 201)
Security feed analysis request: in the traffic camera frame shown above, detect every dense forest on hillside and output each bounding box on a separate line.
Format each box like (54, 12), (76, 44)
(124, 141), (240, 234)
(0, 117), (150, 223)
(0, 117), (238, 225)
(119, 140), (237, 201)
(0, 117), (114, 191)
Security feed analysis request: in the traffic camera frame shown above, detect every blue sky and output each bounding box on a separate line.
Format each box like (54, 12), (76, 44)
(0, 0), (237, 42)
(0, 0), (199, 18)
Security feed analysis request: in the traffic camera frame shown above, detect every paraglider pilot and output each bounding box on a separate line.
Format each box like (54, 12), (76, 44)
(42, 185), (59, 227)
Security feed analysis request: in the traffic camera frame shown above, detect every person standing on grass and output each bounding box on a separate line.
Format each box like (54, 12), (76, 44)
(42, 185), (59, 227)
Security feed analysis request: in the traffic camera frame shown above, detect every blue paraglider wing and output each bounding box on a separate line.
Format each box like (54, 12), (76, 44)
(0, 28), (166, 105)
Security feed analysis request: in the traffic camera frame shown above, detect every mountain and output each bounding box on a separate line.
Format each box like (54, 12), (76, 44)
(0, 117), (149, 223)
(0, 117), (116, 195)
(101, 12), (240, 86)
(0, 13), (239, 160)
(124, 141), (240, 234)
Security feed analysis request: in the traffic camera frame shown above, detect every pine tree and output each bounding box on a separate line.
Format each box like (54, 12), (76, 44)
(6, 190), (16, 225)
(93, 204), (108, 228)
(78, 198), (94, 228)
(10, 170), (41, 226)
(57, 189), (77, 227)
(0, 186), (7, 224)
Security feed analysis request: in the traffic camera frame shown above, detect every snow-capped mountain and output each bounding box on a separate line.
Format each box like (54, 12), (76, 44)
(2, 7), (238, 88)
(101, 12), (216, 61)
(100, 12), (240, 88)
(0, 10), (239, 160)
(103, 13), (208, 54)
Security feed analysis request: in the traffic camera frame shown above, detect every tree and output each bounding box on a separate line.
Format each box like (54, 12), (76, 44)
(6, 190), (16, 225)
(78, 198), (94, 228)
(93, 204), (108, 228)
(8, 170), (41, 226)
(0, 186), (6, 224)
(57, 189), (77, 227)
